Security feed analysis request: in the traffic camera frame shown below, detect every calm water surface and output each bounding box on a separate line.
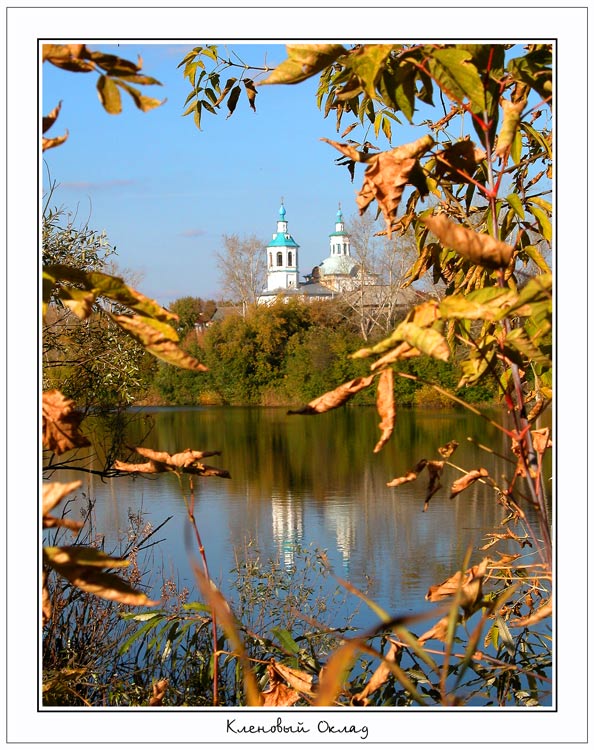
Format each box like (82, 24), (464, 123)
(51, 406), (551, 631)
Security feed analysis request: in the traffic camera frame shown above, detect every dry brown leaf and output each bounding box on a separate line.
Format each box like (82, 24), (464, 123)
(373, 368), (396, 453)
(42, 390), (91, 455)
(42, 570), (52, 627)
(449, 467), (489, 498)
(386, 458), (427, 487)
(508, 600), (552, 628)
(114, 447), (230, 478)
(352, 640), (400, 704)
(261, 661), (313, 706)
(434, 138), (480, 183)
(422, 213), (513, 269)
(288, 374), (375, 415)
(356, 154), (417, 234)
(42, 481), (82, 516)
(426, 557), (489, 615)
(438, 439), (459, 459)
(272, 661), (315, 696)
(261, 681), (301, 707)
(370, 341), (421, 371)
(149, 679), (168, 706)
(531, 427), (552, 455)
(424, 460), (444, 511)
(418, 616), (452, 644)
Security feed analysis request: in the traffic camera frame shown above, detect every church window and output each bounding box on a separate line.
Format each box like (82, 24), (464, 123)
(269, 252), (273, 267)
(277, 252), (283, 266)
(288, 251), (293, 266)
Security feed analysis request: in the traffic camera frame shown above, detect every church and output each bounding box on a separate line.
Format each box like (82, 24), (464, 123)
(257, 202), (362, 305)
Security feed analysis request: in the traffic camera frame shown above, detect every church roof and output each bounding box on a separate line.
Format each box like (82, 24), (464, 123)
(318, 254), (358, 277)
(268, 232), (299, 248)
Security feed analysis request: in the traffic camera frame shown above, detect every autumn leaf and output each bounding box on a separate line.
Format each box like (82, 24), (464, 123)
(450, 468), (489, 498)
(424, 460), (444, 511)
(422, 213), (513, 269)
(288, 374), (375, 415)
(42, 481), (85, 531)
(418, 615), (452, 644)
(260, 44), (347, 86)
(438, 440), (459, 459)
(149, 679), (168, 706)
(352, 640), (400, 705)
(42, 570), (52, 627)
(42, 390), (91, 455)
(262, 660), (314, 706)
(111, 314), (208, 371)
(496, 98), (526, 157)
(373, 368), (396, 453)
(387, 459), (427, 487)
(426, 557), (489, 616)
(97, 75), (122, 114)
(369, 341), (421, 370)
(324, 135), (434, 236)
(434, 138), (481, 183)
(531, 427), (552, 455)
(43, 546), (159, 607)
(114, 447), (230, 478)
(508, 599), (552, 628)
(261, 681), (300, 707)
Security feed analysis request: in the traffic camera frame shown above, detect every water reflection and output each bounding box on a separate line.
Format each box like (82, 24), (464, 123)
(50, 405), (552, 627)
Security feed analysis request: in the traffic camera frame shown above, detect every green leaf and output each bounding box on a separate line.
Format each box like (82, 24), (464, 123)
(428, 48), (485, 112)
(511, 127), (523, 164)
(272, 627), (301, 656)
(118, 614), (166, 655)
(344, 44), (394, 97)
(506, 192), (525, 220)
(260, 44), (347, 85)
(96, 75), (122, 114)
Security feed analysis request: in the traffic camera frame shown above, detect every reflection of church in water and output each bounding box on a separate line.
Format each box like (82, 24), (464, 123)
(270, 491), (357, 575)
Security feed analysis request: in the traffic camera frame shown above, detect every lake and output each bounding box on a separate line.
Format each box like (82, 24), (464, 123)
(47, 405), (552, 634)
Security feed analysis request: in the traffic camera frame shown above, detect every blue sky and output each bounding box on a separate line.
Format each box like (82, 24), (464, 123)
(42, 42), (422, 306)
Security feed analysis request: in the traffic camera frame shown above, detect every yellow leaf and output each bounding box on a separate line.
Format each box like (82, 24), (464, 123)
(112, 314), (208, 371)
(260, 44), (347, 85)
